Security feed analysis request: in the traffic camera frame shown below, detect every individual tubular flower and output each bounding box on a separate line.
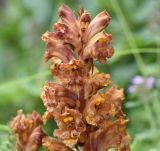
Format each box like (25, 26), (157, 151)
(55, 5), (82, 52)
(42, 32), (74, 64)
(83, 119), (131, 151)
(41, 82), (78, 123)
(84, 86), (125, 128)
(105, 86), (125, 118)
(10, 110), (45, 151)
(84, 92), (111, 127)
(41, 4), (130, 151)
(83, 10), (110, 42)
(54, 107), (86, 147)
(82, 32), (114, 63)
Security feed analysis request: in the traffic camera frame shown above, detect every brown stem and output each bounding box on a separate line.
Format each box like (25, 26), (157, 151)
(79, 89), (85, 113)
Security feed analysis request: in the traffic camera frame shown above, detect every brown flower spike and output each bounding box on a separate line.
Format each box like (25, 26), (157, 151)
(10, 4), (131, 151)
(10, 110), (45, 151)
(41, 4), (130, 151)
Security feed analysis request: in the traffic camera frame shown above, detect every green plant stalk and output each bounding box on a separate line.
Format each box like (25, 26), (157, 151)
(131, 139), (142, 151)
(0, 70), (50, 91)
(152, 93), (160, 127)
(156, 41), (160, 76)
(110, 0), (146, 75)
(141, 95), (157, 131)
(0, 124), (11, 133)
(115, 48), (160, 56)
(157, 50), (160, 75)
(112, 48), (160, 63)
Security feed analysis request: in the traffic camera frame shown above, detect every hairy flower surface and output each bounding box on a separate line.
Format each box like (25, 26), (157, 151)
(10, 110), (45, 151)
(41, 4), (130, 150)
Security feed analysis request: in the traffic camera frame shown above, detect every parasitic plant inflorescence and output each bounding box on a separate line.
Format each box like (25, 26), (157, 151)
(10, 4), (131, 151)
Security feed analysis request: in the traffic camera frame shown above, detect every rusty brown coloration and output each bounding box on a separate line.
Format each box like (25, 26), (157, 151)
(41, 4), (130, 151)
(10, 4), (130, 151)
(10, 110), (45, 151)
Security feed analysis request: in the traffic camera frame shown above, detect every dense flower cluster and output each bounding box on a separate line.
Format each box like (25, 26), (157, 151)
(10, 110), (45, 151)
(10, 4), (130, 151)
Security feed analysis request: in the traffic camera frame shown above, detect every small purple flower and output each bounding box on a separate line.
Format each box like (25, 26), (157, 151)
(131, 75), (145, 85)
(146, 77), (156, 89)
(127, 86), (136, 94)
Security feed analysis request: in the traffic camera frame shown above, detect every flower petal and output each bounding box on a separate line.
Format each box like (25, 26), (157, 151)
(105, 85), (125, 117)
(54, 4), (81, 52)
(84, 72), (111, 99)
(84, 93), (109, 127)
(84, 119), (131, 151)
(83, 11), (110, 42)
(51, 59), (91, 92)
(54, 108), (86, 147)
(42, 32), (74, 63)
(83, 32), (114, 63)
(41, 82), (78, 122)
(84, 86), (125, 127)
(79, 8), (91, 33)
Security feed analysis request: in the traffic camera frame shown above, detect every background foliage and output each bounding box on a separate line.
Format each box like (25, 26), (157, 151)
(0, 0), (160, 150)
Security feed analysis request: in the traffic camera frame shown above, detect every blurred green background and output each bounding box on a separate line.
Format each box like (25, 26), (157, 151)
(0, 0), (160, 150)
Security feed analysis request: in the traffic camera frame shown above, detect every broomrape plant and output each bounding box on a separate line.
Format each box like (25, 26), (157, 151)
(10, 4), (131, 151)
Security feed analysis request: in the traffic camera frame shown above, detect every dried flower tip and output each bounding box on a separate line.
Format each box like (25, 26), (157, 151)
(10, 110), (45, 151)
(42, 32), (74, 63)
(83, 11), (110, 42)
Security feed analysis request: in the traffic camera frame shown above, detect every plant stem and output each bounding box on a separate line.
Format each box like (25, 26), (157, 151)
(152, 92), (160, 127)
(112, 48), (160, 63)
(110, 0), (146, 75)
(141, 95), (157, 131)
(0, 124), (11, 133)
(0, 70), (50, 91)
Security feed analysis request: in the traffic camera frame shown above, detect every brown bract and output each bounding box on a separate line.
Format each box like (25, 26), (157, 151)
(10, 110), (45, 151)
(9, 4), (131, 151)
